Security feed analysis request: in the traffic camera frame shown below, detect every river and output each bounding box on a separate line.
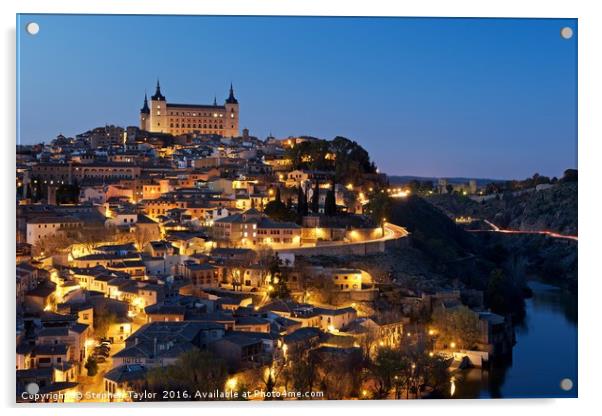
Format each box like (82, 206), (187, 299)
(452, 281), (578, 399)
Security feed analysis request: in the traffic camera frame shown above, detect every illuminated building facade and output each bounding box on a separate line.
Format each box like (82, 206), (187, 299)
(140, 80), (239, 137)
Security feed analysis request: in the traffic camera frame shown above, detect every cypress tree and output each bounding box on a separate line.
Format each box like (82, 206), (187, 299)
(296, 185), (304, 217)
(275, 186), (282, 203)
(325, 184), (336, 216)
(311, 180), (320, 213)
(302, 187), (309, 216)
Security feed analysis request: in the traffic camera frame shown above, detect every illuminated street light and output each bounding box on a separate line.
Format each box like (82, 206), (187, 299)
(226, 377), (237, 390)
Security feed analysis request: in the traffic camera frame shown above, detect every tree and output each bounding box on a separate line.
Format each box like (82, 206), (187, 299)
(264, 192), (296, 223)
(313, 348), (363, 399)
(35, 232), (74, 256)
(561, 168), (578, 183)
(485, 268), (525, 317)
(256, 247), (275, 287)
(84, 357), (98, 376)
(56, 183), (80, 205)
(77, 226), (115, 254)
(93, 309), (118, 338)
(303, 187), (309, 216)
(296, 185), (307, 219)
(369, 346), (406, 399)
(145, 349), (227, 400)
(226, 267), (243, 291)
(365, 190), (392, 234)
(431, 305), (481, 350)
(324, 184), (337, 216)
(133, 226), (153, 251)
(310, 180), (320, 213)
(268, 256), (290, 299)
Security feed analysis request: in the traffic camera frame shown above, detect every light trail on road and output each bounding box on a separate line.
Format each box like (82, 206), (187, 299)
(468, 219), (578, 241)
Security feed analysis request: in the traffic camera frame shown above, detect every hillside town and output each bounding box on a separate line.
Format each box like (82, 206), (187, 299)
(16, 85), (515, 402)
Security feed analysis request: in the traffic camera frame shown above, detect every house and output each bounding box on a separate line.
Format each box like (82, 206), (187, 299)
(209, 333), (265, 370)
(103, 364), (148, 399)
(106, 316), (134, 344)
(234, 316), (271, 333)
(112, 321), (225, 368)
(30, 344), (71, 369)
(26, 216), (83, 246)
(36, 322), (91, 366)
(17, 262), (41, 307)
(477, 311), (514, 356)
(282, 327), (323, 357)
(182, 262), (219, 289)
(24, 281), (56, 313)
(147, 240), (178, 257)
(314, 307), (358, 331)
(210, 247), (256, 263)
(144, 304), (186, 322)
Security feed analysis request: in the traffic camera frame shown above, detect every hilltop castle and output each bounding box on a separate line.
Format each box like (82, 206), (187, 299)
(140, 80), (239, 137)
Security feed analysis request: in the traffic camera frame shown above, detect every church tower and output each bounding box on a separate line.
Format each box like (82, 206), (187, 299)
(224, 83), (240, 138)
(149, 80), (168, 133)
(139, 93), (150, 131)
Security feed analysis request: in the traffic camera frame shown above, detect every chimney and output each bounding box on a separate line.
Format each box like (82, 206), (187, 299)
(153, 337), (157, 357)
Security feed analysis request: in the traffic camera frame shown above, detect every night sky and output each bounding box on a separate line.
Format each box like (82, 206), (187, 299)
(17, 15), (577, 179)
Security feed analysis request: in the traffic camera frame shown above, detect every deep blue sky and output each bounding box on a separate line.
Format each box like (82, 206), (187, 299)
(17, 15), (577, 179)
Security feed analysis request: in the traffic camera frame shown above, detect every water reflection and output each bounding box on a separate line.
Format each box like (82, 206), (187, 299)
(451, 281), (577, 399)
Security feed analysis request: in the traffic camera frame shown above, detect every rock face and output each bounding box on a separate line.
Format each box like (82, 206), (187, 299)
(428, 183), (577, 235)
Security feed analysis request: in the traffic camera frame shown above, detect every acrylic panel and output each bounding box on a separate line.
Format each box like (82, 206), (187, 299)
(15, 14), (577, 403)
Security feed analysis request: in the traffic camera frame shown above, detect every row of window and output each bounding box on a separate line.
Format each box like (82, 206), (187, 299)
(257, 229), (296, 235)
(170, 123), (223, 129)
(333, 275), (361, 280)
(169, 111), (223, 117)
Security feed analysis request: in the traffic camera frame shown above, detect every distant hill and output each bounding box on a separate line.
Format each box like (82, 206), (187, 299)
(388, 175), (505, 187)
(427, 182), (577, 235)
(388, 195), (478, 262)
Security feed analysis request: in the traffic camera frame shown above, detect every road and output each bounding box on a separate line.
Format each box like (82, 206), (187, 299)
(310, 222), (408, 246)
(468, 219), (578, 241)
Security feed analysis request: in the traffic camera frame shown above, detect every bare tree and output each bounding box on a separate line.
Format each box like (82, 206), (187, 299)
(132, 226), (153, 251)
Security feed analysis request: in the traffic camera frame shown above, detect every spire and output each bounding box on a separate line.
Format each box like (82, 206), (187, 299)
(140, 92), (150, 114)
(226, 82), (238, 104)
(213, 95), (217, 106)
(151, 79), (165, 101)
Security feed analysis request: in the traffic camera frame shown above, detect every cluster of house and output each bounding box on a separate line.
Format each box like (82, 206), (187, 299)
(16, 126), (511, 402)
(17, 127), (388, 256)
(17, 242), (511, 402)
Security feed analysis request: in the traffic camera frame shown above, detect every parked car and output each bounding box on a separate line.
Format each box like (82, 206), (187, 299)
(94, 348), (110, 357)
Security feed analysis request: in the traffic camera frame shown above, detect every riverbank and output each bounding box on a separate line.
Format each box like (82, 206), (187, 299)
(451, 280), (577, 398)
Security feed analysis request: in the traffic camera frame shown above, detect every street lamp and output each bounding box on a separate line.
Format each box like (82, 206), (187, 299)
(226, 377), (237, 391)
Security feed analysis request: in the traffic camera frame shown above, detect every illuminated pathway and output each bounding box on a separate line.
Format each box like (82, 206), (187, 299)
(319, 222), (409, 245)
(274, 222), (408, 256)
(468, 219), (578, 241)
